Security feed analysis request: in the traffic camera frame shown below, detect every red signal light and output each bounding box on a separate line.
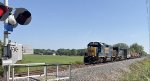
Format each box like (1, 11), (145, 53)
(0, 2), (10, 21)
(0, 7), (4, 16)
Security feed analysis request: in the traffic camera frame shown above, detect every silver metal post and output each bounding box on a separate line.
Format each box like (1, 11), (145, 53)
(12, 67), (14, 81)
(4, 0), (8, 47)
(3, 66), (9, 81)
(27, 66), (29, 81)
(69, 65), (71, 81)
(45, 65), (47, 81)
(56, 65), (59, 79)
(56, 65), (59, 81)
(44, 66), (46, 75)
(3, 0), (9, 81)
(8, 65), (10, 79)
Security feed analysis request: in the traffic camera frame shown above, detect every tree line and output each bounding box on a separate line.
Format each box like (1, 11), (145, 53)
(34, 43), (147, 56)
(113, 43), (147, 56)
(34, 48), (86, 56)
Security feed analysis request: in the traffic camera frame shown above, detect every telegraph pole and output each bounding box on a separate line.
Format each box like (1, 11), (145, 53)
(3, 0), (9, 81)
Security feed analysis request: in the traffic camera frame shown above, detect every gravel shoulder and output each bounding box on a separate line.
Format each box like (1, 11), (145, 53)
(69, 57), (146, 81)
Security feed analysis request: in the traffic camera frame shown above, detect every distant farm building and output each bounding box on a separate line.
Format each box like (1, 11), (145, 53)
(53, 53), (56, 56)
(23, 45), (34, 54)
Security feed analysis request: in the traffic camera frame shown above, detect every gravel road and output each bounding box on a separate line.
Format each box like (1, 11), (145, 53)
(68, 57), (146, 81)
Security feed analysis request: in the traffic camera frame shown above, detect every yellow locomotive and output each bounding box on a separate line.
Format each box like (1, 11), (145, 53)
(84, 42), (128, 64)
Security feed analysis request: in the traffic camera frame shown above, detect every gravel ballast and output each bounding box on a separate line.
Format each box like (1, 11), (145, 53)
(68, 57), (146, 81)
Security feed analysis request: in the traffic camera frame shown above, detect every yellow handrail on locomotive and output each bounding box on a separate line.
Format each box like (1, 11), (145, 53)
(87, 47), (97, 56)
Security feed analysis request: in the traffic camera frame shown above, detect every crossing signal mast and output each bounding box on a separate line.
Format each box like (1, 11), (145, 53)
(0, 0), (32, 81)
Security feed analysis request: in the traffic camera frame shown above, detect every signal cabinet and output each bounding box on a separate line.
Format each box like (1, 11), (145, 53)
(7, 42), (23, 64)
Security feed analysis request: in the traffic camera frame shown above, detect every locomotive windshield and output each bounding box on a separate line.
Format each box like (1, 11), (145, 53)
(88, 44), (99, 47)
(88, 42), (101, 47)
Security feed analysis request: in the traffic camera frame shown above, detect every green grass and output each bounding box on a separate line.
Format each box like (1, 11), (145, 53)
(121, 57), (150, 81)
(22, 55), (84, 64)
(8, 55), (84, 74)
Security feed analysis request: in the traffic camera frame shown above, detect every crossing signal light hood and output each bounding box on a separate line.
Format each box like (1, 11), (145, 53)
(14, 8), (31, 25)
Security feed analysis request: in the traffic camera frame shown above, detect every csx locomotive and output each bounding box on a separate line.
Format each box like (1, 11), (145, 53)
(84, 42), (130, 64)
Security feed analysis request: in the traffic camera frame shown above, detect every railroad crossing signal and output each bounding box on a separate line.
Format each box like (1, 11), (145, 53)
(0, 1), (32, 64)
(0, 2), (32, 31)
(1, 0), (32, 80)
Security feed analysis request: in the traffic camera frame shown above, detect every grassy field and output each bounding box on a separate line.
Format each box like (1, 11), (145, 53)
(22, 54), (84, 64)
(3, 55), (84, 74)
(121, 57), (150, 81)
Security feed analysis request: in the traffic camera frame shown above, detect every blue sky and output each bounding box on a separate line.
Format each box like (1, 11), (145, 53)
(0, 0), (149, 53)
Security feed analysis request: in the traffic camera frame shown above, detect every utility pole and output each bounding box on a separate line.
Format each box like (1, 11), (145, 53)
(146, 0), (150, 54)
(149, 0), (150, 55)
(148, 0), (150, 54)
(3, 0), (9, 81)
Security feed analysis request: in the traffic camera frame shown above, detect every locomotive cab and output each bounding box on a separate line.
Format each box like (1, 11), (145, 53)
(84, 42), (101, 64)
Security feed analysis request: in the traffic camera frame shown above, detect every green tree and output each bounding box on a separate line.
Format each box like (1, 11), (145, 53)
(34, 48), (86, 56)
(130, 43), (144, 54)
(141, 51), (147, 56)
(56, 48), (66, 55)
(113, 43), (129, 49)
(129, 48), (136, 53)
(71, 49), (77, 56)
(77, 49), (86, 56)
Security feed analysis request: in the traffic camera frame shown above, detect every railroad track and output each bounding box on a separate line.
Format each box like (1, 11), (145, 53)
(14, 57), (143, 77)
(70, 57), (146, 81)
(0, 57), (145, 81)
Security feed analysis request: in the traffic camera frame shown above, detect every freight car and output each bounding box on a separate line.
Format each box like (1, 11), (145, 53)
(129, 52), (141, 59)
(84, 42), (130, 64)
